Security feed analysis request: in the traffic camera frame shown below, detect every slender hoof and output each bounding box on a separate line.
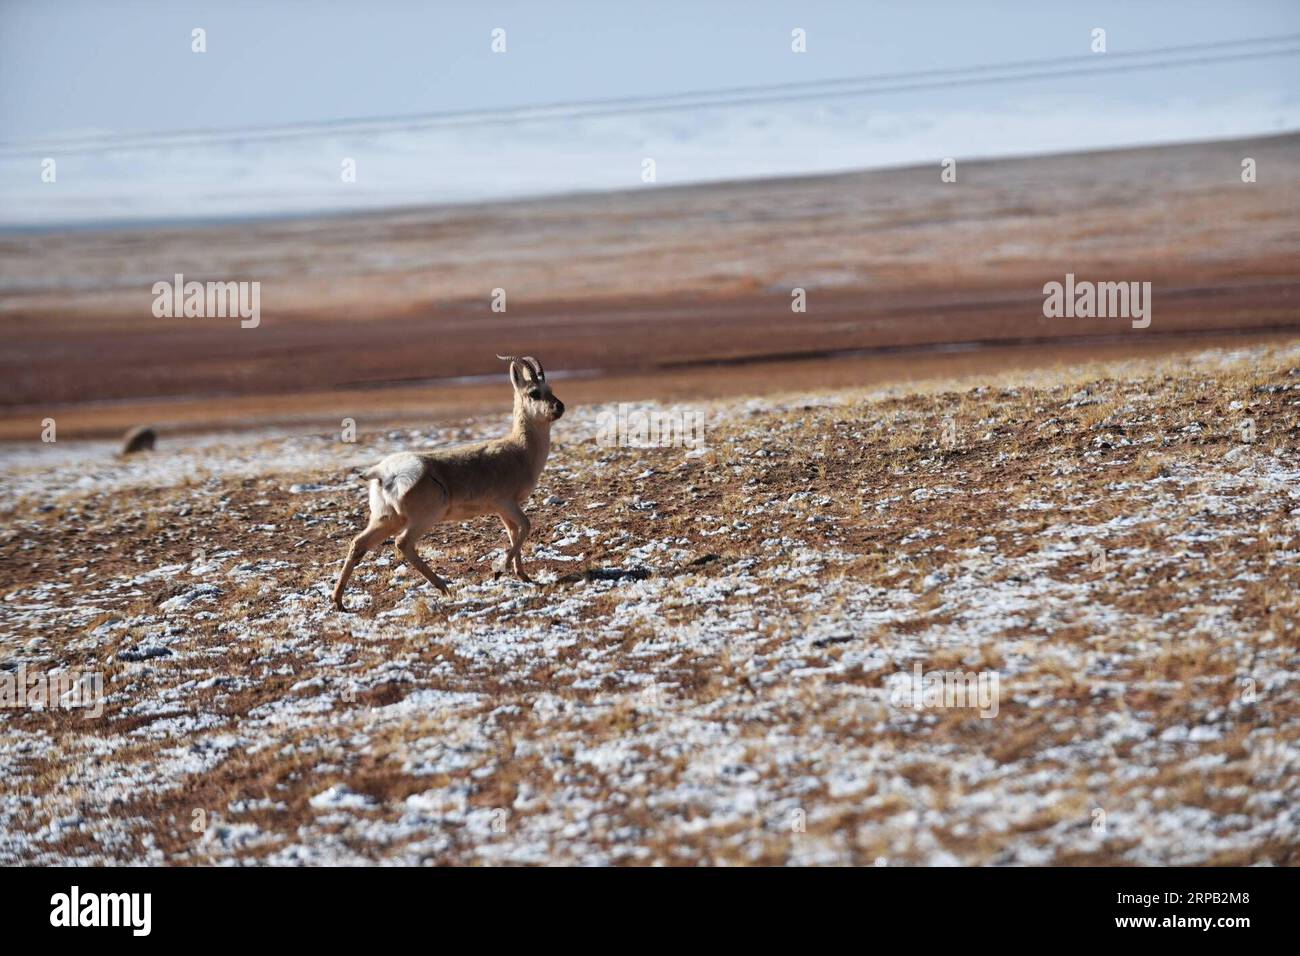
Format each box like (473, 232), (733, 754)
(331, 596), (347, 612)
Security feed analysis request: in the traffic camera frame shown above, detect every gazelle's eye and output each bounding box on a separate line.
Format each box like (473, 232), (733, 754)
(528, 390), (541, 399)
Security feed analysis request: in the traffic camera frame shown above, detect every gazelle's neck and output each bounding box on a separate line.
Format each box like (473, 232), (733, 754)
(511, 407), (552, 469)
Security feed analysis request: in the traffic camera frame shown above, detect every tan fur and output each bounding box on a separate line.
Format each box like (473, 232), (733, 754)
(331, 356), (564, 611)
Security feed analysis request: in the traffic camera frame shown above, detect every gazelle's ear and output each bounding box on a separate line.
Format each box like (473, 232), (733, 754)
(508, 361), (526, 390)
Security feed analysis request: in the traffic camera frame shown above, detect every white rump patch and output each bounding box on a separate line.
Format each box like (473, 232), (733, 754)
(369, 452), (426, 509)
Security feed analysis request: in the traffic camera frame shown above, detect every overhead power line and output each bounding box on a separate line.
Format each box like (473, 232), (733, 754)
(3, 33), (1297, 157)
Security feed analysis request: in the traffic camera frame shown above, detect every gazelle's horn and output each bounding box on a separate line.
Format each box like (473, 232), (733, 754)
(520, 356), (545, 381)
(496, 354), (534, 382)
(496, 354), (544, 382)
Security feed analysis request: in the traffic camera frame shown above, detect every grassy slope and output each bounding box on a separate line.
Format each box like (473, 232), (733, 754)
(1, 343), (1298, 864)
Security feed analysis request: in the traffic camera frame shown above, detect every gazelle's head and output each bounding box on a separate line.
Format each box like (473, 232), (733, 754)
(499, 355), (564, 423)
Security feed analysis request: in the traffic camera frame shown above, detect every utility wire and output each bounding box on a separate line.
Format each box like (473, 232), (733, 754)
(4, 34), (1297, 157)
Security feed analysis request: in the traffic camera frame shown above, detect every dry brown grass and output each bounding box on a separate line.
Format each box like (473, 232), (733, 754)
(1, 343), (1298, 864)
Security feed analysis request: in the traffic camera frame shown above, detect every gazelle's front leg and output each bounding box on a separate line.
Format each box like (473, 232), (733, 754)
(496, 501), (533, 582)
(495, 515), (518, 575)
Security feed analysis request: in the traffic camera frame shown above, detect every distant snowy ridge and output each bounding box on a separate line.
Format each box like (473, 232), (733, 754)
(2, 94), (1296, 228)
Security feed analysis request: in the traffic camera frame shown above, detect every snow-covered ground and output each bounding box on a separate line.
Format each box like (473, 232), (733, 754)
(1, 344), (1298, 864)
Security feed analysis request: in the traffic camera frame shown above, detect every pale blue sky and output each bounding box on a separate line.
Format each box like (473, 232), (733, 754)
(2, 0), (1297, 139)
(2, 1), (1297, 225)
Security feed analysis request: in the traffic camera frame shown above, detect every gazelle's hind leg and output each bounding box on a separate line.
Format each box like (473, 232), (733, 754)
(332, 482), (403, 611)
(395, 530), (451, 595)
(392, 476), (452, 596)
